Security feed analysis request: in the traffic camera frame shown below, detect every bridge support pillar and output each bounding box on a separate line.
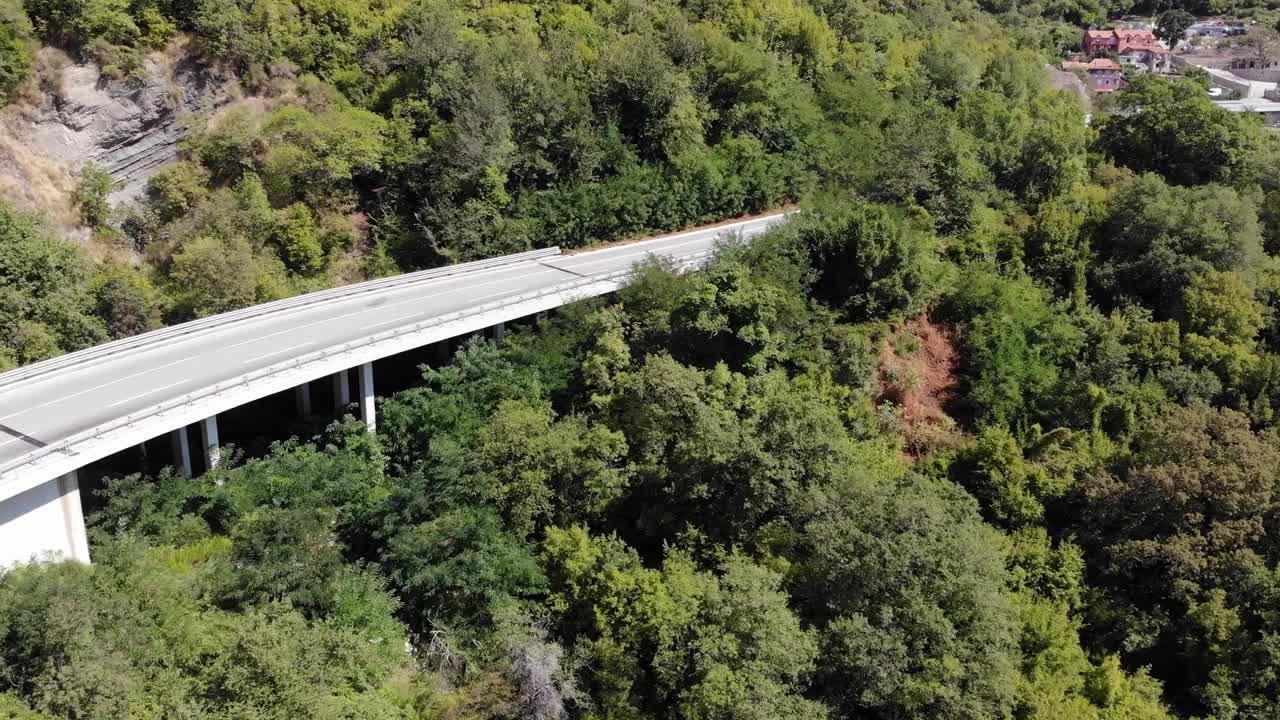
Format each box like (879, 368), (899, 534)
(332, 370), (351, 410)
(0, 472), (90, 567)
(171, 427), (192, 478)
(295, 382), (312, 418)
(57, 472), (90, 563)
(358, 362), (376, 433)
(200, 416), (221, 471)
(491, 322), (504, 341)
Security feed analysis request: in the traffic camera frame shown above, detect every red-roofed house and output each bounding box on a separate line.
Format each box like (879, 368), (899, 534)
(1086, 58), (1125, 91)
(1084, 29), (1120, 54)
(1063, 58), (1126, 92)
(1083, 28), (1171, 72)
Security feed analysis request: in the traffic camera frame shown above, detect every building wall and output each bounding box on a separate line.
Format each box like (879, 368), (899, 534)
(1234, 67), (1280, 83)
(0, 474), (89, 568)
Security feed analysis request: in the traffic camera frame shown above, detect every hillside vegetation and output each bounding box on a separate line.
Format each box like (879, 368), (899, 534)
(5, 0), (1280, 719)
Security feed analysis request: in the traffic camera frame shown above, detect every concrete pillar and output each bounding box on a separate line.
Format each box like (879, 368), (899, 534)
(57, 472), (90, 563)
(0, 473), (90, 566)
(295, 382), (312, 418)
(332, 370), (351, 409)
(200, 415), (221, 471)
(357, 362), (376, 433)
(491, 322), (505, 341)
(171, 426), (192, 478)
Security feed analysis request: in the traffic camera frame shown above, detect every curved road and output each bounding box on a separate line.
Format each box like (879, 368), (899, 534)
(0, 213), (787, 500)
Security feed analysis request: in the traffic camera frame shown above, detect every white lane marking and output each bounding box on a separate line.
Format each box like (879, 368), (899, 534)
(240, 341), (316, 365)
(1, 355), (195, 421)
(0, 436), (28, 449)
(107, 379), (190, 408)
(361, 286), (541, 331)
(224, 333), (278, 350)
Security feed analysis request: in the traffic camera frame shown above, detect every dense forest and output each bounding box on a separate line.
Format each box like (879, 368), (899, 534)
(4, 0), (1280, 718)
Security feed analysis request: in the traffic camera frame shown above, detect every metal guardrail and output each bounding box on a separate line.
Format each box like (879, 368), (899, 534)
(0, 247), (561, 391)
(0, 247), (717, 481)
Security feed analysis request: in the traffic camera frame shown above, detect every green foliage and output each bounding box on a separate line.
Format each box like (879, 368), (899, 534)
(1181, 270), (1265, 384)
(74, 162), (113, 228)
(791, 196), (937, 322)
(543, 527), (824, 720)
(146, 160), (212, 223)
(1092, 174), (1264, 312)
(0, 202), (106, 363)
(272, 202), (324, 273)
(943, 266), (1084, 428)
(23, 0), (139, 49)
(90, 264), (161, 339)
(0, 12), (31, 99)
(259, 104), (385, 211)
(1096, 75), (1267, 187)
(1155, 9), (1196, 48)
(0, 540), (406, 720)
(167, 234), (261, 317)
(795, 472), (1020, 719)
(1068, 403), (1280, 715)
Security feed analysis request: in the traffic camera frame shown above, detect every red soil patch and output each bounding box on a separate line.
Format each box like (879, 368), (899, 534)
(877, 315), (962, 457)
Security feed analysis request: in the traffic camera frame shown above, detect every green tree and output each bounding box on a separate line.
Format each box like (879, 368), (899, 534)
(75, 162), (114, 228)
(795, 472), (1020, 720)
(0, 16), (31, 99)
(479, 399), (629, 537)
(791, 198), (937, 322)
(1069, 403), (1280, 715)
(544, 527), (825, 719)
(1093, 174), (1264, 313)
(0, 202), (105, 363)
(145, 160), (211, 223)
(272, 202), (324, 273)
(1181, 270), (1265, 384)
(1096, 75), (1265, 187)
(1155, 9), (1195, 48)
(91, 264), (161, 339)
(942, 267), (1084, 428)
(167, 234), (260, 317)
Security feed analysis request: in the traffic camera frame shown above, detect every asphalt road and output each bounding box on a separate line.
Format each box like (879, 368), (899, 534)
(0, 214), (785, 471)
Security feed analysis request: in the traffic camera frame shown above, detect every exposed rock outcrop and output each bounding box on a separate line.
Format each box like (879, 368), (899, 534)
(0, 45), (237, 227)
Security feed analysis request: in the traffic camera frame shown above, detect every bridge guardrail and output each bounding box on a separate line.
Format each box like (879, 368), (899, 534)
(0, 247), (561, 392)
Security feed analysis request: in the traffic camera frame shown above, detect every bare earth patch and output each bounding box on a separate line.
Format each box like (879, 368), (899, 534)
(876, 315), (962, 457)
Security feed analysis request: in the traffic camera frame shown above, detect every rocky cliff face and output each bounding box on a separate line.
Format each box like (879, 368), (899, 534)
(0, 46), (237, 227)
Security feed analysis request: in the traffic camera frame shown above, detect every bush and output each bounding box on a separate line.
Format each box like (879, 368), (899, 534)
(75, 162), (114, 227)
(0, 20), (31, 99)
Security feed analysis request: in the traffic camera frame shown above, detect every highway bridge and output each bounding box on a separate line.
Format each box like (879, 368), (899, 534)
(0, 213), (788, 566)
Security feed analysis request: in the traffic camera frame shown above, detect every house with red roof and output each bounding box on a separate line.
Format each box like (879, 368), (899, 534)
(1083, 28), (1171, 72)
(1062, 58), (1126, 92)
